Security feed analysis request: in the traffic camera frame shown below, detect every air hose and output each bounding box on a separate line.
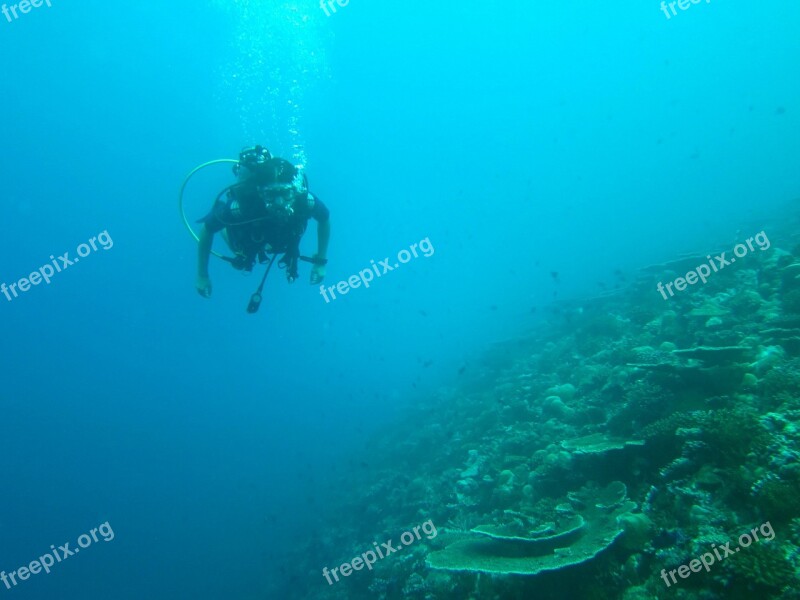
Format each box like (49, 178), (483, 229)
(178, 158), (239, 260)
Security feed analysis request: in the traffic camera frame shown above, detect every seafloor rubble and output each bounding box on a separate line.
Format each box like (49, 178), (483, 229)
(292, 230), (800, 600)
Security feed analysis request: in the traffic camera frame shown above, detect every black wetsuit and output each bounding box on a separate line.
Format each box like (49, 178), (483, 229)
(200, 184), (329, 271)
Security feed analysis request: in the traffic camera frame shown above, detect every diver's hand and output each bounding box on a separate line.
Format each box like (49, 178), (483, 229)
(196, 275), (212, 298)
(310, 260), (326, 285)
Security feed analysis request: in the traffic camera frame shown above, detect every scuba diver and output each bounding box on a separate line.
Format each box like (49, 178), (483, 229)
(193, 145), (330, 311)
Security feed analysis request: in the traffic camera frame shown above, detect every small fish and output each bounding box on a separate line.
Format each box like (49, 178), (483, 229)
(550, 271), (560, 282)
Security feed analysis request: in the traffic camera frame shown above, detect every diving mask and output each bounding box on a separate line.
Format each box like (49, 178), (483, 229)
(258, 183), (300, 217)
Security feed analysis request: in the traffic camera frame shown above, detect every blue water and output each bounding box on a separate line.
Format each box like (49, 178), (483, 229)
(1, 1), (798, 598)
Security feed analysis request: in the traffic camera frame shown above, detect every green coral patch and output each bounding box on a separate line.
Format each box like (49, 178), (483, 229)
(561, 433), (644, 455)
(427, 497), (636, 576)
(472, 514), (585, 547)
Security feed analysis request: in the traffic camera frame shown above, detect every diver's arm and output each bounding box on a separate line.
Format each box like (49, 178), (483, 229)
(309, 217), (330, 285)
(196, 225), (214, 297)
(316, 217), (330, 260)
(306, 195), (329, 284)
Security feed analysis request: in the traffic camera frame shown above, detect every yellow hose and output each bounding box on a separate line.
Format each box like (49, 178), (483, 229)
(178, 158), (239, 259)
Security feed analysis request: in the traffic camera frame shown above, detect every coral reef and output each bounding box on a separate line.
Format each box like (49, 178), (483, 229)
(288, 231), (800, 600)
(427, 483), (634, 576)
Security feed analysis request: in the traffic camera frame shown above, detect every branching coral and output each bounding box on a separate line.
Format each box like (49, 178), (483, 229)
(729, 542), (797, 592)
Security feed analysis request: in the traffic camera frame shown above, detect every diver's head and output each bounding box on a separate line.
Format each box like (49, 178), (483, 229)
(256, 158), (308, 219)
(233, 145), (273, 182)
